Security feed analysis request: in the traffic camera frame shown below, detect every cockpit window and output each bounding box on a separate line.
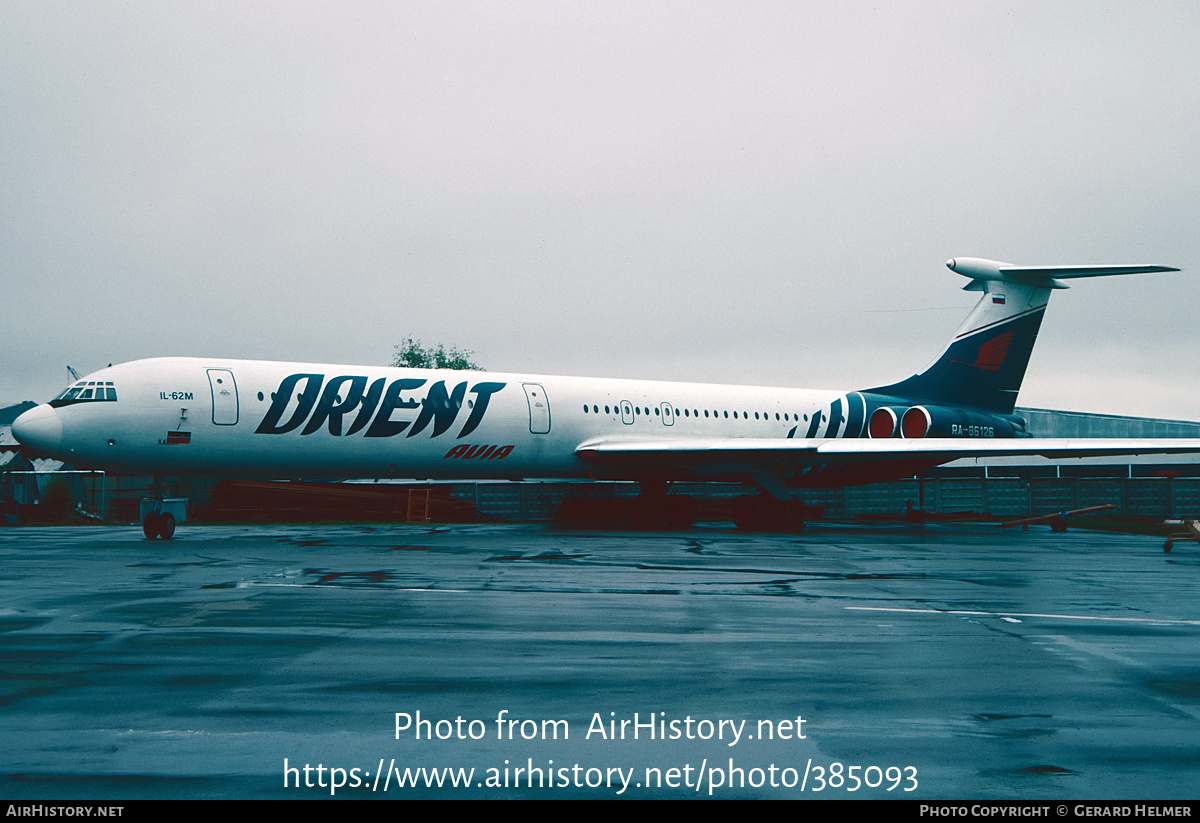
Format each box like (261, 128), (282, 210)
(49, 381), (118, 408)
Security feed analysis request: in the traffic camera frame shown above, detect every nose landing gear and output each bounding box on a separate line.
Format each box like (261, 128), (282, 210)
(142, 510), (177, 540)
(140, 488), (187, 540)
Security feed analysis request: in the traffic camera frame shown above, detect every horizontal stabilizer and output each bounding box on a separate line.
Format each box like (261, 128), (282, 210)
(577, 437), (1200, 472)
(1004, 264), (1180, 278)
(948, 257), (1179, 289)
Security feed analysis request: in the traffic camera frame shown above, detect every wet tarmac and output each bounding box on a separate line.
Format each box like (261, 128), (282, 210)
(2, 521), (1199, 799)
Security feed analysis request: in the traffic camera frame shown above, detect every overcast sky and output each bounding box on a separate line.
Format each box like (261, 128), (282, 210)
(3, 1), (1198, 420)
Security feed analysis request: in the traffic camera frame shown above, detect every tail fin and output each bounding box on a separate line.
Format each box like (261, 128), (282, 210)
(866, 257), (1179, 414)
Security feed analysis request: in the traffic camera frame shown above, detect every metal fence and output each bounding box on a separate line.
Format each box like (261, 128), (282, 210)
(6, 473), (1197, 525)
(453, 477), (1200, 522)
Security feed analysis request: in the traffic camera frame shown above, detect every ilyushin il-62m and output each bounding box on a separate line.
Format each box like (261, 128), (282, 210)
(13, 257), (1199, 538)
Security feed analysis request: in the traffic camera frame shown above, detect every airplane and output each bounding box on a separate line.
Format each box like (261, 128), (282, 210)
(12, 256), (1200, 539)
(1162, 519), (1200, 553)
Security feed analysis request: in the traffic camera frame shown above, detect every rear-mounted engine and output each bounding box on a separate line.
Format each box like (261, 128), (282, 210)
(868, 404), (1018, 438)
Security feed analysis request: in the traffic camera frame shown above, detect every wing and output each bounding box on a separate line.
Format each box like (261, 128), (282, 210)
(576, 436), (1200, 477)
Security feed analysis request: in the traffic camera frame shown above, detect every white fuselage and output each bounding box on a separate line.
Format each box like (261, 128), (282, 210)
(41, 357), (845, 481)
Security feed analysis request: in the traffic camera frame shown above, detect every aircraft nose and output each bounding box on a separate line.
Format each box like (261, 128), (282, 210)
(12, 404), (63, 454)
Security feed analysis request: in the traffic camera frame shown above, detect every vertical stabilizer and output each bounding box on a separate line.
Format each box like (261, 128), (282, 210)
(866, 258), (1178, 414)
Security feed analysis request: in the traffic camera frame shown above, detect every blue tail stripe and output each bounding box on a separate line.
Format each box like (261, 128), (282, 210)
(866, 309), (1046, 414)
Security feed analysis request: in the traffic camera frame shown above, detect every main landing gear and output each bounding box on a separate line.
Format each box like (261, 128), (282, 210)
(555, 481), (698, 529)
(731, 494), (808, 532)
(631, 480), (697, 529)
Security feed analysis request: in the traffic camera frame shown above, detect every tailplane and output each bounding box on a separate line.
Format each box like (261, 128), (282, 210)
(866, 257), (1179, 414)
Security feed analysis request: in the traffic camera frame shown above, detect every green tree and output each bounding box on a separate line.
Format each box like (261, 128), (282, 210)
(392, 337), (482, 370)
